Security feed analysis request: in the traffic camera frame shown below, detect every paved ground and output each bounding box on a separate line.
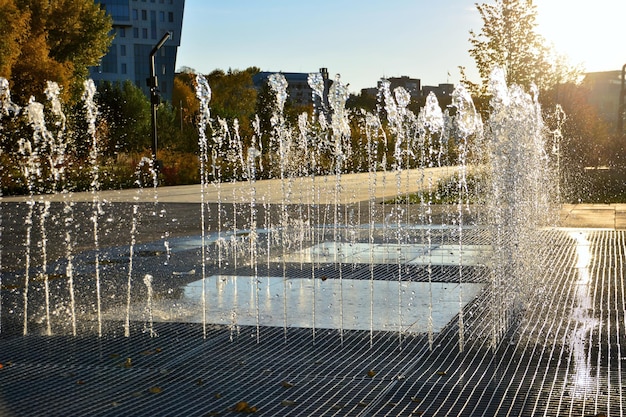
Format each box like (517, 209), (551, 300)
(560, 203), (626, 229)
(0, 168), (456, 205)
(2, 168), (624, 229)
(1, 172), (625, 416)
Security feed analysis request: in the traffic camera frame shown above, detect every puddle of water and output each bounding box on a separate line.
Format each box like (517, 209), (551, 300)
(111, 275), (485, 333)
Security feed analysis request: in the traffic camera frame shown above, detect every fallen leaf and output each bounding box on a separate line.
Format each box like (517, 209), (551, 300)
(367, 370), (377, 377)
(281, 381), (294, 388)
(281, 400), (296, 406)
(149, 386), (163, 394)
(232, 401), (249, 412)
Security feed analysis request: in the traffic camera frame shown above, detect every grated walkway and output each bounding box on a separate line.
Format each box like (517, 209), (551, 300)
(0, 229), (624, 416)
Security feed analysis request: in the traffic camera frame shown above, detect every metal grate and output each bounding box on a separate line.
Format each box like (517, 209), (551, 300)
(1, 229), (625, 416)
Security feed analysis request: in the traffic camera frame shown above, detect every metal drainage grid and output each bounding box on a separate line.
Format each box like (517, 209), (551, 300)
(0, 323), (431, 417)
(0, 229), (624, 416)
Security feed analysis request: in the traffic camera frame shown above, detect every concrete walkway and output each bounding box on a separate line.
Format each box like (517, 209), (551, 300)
(560, 203), (626, 229)
(2, 168), (625, 229)
(0, 167), (456, 205)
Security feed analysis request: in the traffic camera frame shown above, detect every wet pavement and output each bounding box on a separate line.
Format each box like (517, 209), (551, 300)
(1, 176), (625, 416)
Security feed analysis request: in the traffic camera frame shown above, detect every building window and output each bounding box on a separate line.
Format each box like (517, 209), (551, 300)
(132, 9), (138, 20)
(101, 45), (117, 74)
(119, 27), (126, 38)
(141, 9), (147, 20)
(106, 1), (131, 21)
(142, 28), (148, 38)
(168, 12), (173, 22)
(133, 27), (139, 38)
(159, 11), (165, 22)
(121, 63), (127, 74)
(120, 45), (126, 56)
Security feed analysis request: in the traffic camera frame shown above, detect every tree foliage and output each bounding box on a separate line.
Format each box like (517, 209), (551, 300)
(207, 67), (259, 121)
(0, 0), (29, 80)
(96, 80), (151, 155)
(1, 0), (112, 105)
(466, 0), (579, 94)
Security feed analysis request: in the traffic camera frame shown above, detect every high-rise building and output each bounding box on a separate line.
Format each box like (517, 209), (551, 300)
(90, 0), (185, 102)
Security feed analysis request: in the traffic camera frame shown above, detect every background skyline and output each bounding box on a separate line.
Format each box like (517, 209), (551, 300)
(177, 0), (625, 94)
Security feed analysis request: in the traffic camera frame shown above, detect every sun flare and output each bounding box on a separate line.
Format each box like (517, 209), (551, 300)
(533, 0), (626, 72)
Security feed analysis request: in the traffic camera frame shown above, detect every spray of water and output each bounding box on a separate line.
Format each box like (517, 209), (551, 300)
(83, 79), (104, 336)
(195, 73), (211, 338)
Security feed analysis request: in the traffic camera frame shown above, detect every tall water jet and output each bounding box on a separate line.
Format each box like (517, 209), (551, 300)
(450, 83), (483, 352)
(382, 81), (412, 346)
(195, 73), (211, 338)
(420, 91), (446, 350)
(83, 79), (103, 336)
(328, 74), (351, 344)
(268, 72), (292, 342)
(20, 96), (48, 335)
(483, 68), (557, 348)
(44, 81), (77, 336)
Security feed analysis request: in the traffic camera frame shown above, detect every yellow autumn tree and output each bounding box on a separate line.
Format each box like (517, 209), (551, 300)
(2, 0), (112, 104)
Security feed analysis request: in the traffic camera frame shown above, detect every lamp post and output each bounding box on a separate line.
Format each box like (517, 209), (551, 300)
(147, 31), (171, 183)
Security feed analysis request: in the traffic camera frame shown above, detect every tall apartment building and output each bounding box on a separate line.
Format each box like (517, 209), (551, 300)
(90, 0), (185, 102)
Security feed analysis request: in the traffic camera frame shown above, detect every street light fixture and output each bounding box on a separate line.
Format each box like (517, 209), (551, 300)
(147, 31), (172, 183)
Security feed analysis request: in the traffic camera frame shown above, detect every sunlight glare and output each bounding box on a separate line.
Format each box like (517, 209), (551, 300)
(534, 0), (625, 72)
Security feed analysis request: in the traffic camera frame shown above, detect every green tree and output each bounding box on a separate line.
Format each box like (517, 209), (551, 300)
(96, 81), (151, 155)
(170, 71), (200, 153)
(4, 0), (112, 104)
(207, 67), (259, 121)
(466, 0), (578, 95)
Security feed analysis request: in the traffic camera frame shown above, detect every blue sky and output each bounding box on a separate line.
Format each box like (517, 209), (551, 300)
(177, 0), (624, 94)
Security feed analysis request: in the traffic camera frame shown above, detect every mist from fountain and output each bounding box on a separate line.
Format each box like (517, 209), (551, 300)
(0, 67), (558, 353)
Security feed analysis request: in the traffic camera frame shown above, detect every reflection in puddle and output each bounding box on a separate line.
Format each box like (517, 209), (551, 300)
(110, 275), (484, 333)
(275, 242), (492, 266)
(568, 231), (598, 398)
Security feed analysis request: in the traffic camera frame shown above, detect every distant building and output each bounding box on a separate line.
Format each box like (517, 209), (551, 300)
(360, 87), (378, 97)
(362, 78), (454, 101)
(422, 83), (454, 99)
(378, 76), (421, 99)
(89, 0), (185, 102)
(583, 70), (623, 132)
(253, 68), (332, 110)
